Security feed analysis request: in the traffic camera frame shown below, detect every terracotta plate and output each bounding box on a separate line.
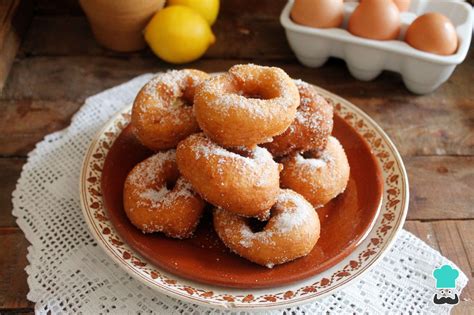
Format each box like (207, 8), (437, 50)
(80, 84), (409, 309)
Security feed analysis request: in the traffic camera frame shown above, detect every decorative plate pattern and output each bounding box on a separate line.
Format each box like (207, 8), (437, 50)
(80, 86), (409, 310)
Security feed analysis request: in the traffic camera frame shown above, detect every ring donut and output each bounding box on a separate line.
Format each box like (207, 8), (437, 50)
(123, 150), (205, 238)
(280, 137), (350, 208)
(194, 64), (300, 147)
(263, 80), (333, 157)
(131, 69), (209, 151)
(213, 189), (320, 268)
(176, 133), (281, 219)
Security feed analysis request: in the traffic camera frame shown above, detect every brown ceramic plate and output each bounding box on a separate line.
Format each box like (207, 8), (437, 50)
(81, 85), (409, 309)
(100, 111), (383, 289)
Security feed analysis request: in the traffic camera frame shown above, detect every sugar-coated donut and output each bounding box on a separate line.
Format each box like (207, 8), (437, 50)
(194, 64), (300, 147)
(263, 80), (333, 157)
(131, 69), (209, 151)
(280, 137), (350, 208)
(176, 133), (281, 220)
(213, 189), (320, 268)
(123, 150), (205, 238)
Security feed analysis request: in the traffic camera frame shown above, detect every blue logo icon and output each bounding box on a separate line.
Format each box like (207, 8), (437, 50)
(432, 265), (460, 305)
(433, 265), (459, 289)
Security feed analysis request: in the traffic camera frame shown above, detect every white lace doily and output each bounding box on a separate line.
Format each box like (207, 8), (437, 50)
(12, 74), (468, 314)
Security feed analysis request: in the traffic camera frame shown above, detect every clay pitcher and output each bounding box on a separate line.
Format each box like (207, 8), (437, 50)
(80, 0), (165, 52)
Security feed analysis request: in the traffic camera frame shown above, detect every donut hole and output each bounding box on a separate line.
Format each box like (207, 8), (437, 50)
(247, 217), (268, 233)
(179, 92), (194, 106)
(229, 68), (282, 100)
(302, 150), (322, 159)
(228, 146), (257, 158)
(302, 151), (314, 159)
(165, 176), (179, 191)
(240, 92), (265, 100)
(237, 87), (278, 101)
(228, 79), (279, 101)
(172, 96), (193, 108)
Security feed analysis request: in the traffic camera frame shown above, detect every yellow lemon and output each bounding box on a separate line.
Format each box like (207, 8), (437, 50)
(168, 0), (219, 25)
(144, 6), (216, 64)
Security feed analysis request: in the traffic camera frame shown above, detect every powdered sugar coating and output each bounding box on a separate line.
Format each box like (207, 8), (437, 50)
(137, 178), (196, 210)
(123, 150), (205, 237)
(293, 80), (332, 135)
(127, 150), (176, 190)
(198, 65), (295, 118)
(127, 150), (197, 211)
(281, 136), (350, 208)
(177, 133), (280, 219)
(137, 70), (201, 124)
(294, 150), (334, 170)
(236, 190), (315, 249)
(238, 226), (275, 249)
(190, 134), (278, 188)
(213, 189), (320, 268)
(140, 187), (169, 206)
(289, 142), (342, 193)
(263, 79), (334, 157)
(194, 64), (299, 147)
(142, 70), (201, 103)
(131, 69), (208, 151)
(272, 190), (315, 233)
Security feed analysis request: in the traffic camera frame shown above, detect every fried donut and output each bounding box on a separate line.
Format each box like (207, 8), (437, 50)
(213, 189), (320, 268)
(280, 137), (350, 208)
(131, 69), (209, 151)
(263, 80), (333, 157)
(176, 133), (281, 219)
(194, 64), (300, 147)
(123, 150), (205, 238)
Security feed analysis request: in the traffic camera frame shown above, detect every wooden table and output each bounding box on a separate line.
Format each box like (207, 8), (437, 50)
(0, 1), (472, 313)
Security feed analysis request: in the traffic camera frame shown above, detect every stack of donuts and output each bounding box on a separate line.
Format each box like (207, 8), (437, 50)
(123, 64), (350, 268)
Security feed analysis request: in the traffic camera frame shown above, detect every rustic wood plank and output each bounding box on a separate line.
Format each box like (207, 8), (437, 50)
(3, 56), (471, 103)
(0, 220), (470, 311)
(457, 221), (474, 276)
(0, 0), (470, 311)
(406, 157), (474, 221)
(0, 20), (20, 92)
(0, 149), (471, 225)
(0, 158), (25, 227)
(0, 1), (17, 46)
(0, 56), (166, 102)
(348, 94), (474, 157)
(405, 220), (474, 309)
(208, 16), (291, 60)
(403, 221), (440, 251)
(33, 0), (288, 18)
(0, 0), (33, 91)
(0, 228), (33, 310)
(453, 301), (474, 315)
(0, 100), (80, 156)
(0, 309), (34, 314)
(1, 56), (472, 156)
(19, 16), (104, 57)
(0, 104), (472, 220)
(34, 0), (82, 16)
(432, 221), (474, 303)
(220, 0), (288, 18)
(19, 16), (292, 60)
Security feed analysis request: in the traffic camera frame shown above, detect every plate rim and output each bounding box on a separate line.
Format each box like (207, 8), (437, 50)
(79, 83), (409, 310)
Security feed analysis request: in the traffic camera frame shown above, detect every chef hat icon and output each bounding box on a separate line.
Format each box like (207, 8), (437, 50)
(433, 265), (459, 289)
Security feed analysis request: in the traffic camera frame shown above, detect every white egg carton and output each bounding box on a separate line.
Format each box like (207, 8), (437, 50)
(280, 0), (473, 94)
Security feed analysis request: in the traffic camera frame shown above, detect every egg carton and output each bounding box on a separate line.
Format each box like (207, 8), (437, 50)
(280, 0), (473, 94)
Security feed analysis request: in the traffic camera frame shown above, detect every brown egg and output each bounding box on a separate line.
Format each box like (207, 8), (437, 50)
(405, 13), (458, 56)
(291, 0), (344, 28)
(393, 0), (410, 12)
(348, 0), (401, 40)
